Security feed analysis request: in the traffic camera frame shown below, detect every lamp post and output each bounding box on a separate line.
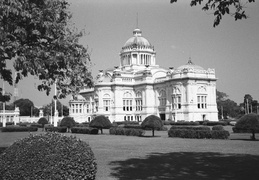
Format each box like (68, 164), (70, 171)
(53, 81), (59, 127)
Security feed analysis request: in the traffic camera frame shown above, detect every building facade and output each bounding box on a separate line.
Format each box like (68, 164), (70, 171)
(69, 28), (218, 123)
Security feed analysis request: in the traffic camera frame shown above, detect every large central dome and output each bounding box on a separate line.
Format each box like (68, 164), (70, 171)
(123, 28), (151, 48)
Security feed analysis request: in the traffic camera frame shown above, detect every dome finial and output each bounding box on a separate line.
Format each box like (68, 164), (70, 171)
(187, 57), (193, 65)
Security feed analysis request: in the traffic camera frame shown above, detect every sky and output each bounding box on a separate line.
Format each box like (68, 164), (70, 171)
(1, 0), (259, 107)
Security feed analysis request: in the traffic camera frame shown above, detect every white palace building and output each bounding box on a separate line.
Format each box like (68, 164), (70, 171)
(69, 28), (218, 123)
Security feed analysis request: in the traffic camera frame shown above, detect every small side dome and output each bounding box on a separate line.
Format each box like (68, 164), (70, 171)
(176, 58), (204, 71)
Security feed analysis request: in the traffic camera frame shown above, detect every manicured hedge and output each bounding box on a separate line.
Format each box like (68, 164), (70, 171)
(0, 133), (97, 179)
(71, 127), (98, 134)
(170, 126), (210, 131)
(114, 121), (140, 126)
(168, 129), (230, 139)
(109, 127), (144, 136)
(170, 121), (200, 126)
(232, 127), (259, 133)
(1, 126), (38, 132)
(203, 121), (227, 126)
(30, 123), (42, 128)
(45, 126), (67, 133)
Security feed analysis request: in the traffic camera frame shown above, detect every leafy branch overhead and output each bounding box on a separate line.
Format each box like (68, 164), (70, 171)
(170, 0), (255, 27)
(0, 0), (93, 99)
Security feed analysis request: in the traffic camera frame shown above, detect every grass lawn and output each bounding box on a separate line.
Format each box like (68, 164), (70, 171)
(1, 126), (259, 180)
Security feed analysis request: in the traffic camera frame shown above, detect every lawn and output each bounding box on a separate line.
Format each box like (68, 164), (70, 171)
(1, 127), (259, 180)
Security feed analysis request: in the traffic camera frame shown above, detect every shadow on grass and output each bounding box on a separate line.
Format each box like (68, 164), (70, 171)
(109, 152), (259, 180)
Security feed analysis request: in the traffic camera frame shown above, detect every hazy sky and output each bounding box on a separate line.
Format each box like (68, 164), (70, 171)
(2, 0), (259, 107)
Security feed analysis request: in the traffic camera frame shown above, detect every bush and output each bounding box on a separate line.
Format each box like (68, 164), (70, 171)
(212, 125), (224, 131)
(168, 129), (230, 139)
(89, 115), (112, 134)
(0, 133), (97, 179)
(203, 121), (227, 126)
(1, 126), (38, 132)
(170, 126), (210, 131)
(170, 121), (200, 126)
(30, 123), (42, 128)
(38, 117), (48, 128)
(109, 127), (144, 136)
(71, 127), (99, 135)
(141, 115), (163, 137)
(233, 113), (259, 140)
(60, 116), (76, 128)
(115, 121), (139, 126)
(6, 122), (14, 126)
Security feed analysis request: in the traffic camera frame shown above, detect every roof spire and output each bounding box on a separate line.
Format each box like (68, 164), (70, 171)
(136, 12), (138, 28)
(187, 57), (193, 65)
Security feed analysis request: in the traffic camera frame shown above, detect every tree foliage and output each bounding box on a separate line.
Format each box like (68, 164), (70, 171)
(0, 88), (11, 103)
(60, 116), (76, 129)
(170, 0), (255, 27)
(0, 0), (93, 99)
(13, 98), (34, 116)
(42, 100), (69, 117)
(38, 117), (48, 127)
(89, 115), (112, 134)
(141, 115), (163, 137)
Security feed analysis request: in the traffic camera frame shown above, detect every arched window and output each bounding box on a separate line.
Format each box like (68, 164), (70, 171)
(172, 87), (181, 110)
(103, 94), (111, 112)
(135, 91), (142, 111)
(159, 90), (166, 106)
(197, 86), (207, 109)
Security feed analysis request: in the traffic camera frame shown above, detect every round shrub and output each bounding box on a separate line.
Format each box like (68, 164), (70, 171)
(234, 113), (259, 140)
(60, 116), (76, 130)
(141, 115), (163, 137)
(37, 117), (48, 128)
(0, 133), (97, 179)
(89, 115), (112, 134)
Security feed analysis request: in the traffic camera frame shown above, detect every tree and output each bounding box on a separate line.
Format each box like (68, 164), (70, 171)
(0, 88), (11, 103)
(0, 0), (93, 99)
(42, 100), (69, 117)
(170, 0), (255, 27)
(244, 94), (253, 114)
(234, 113), (259, 140)
(38, 117), (48, 128)
(60, 116), (76, 132)
(216, 90), (242, 119)
(89, 115), (112, 134)
(13, 98), (34, 116)
(141, 115), (163, 137)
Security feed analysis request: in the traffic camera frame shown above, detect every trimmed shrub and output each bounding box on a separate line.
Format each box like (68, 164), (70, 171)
(1, 126), (38, 132)
(203, 121), (227, 126)
(212, 125), (224, 131)
(170, 126), (210, 131)
(30, 123), (42, 128)
(6, 122), (14, 126)
(170, 121), (200, 126)
(168, 129), (230, 139)
(71, 127), (99, 135)
(37, 117), (48, 128)
(60, 116), (76, 130)
(0, 133), (97, 179)
(141, 115), (163, 137)
(109, 127), (144, 136)
(233, 113), (259, 140)
(123, 124), (142, 129)
(89, 115), (112, 134)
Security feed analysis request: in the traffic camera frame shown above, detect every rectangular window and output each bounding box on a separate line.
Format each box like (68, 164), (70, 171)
(103, 100), (110, 111)
(123, 99), (132, 111)
(172, 95), (181, 110)
(197, 95), (207, 109)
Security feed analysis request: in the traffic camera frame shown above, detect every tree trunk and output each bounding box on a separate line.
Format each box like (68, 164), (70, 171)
(101, 128), (103, 134)
(152, 128), (155, 137)
(251, 130), (256, 140)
